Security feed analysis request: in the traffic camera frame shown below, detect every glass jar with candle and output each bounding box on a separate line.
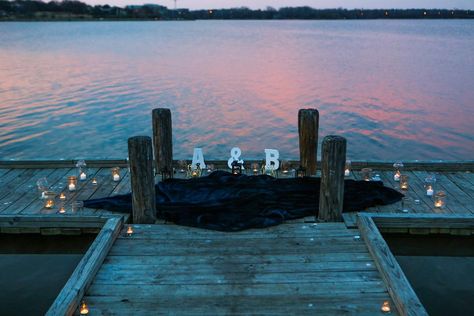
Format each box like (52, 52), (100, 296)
(111, 167), (121, 182)
(296, 166), (306, 178)
(72, 200), (84, 213)
(393, 161), (404, 181)
(43, 191), (56, 209)
(36, 177), (49, 199)
(344, 160), (352, 177)
(399, 175), (409, 190)
(177, 160), (188, 174)
(361, 168), (372, 181)
(67, 176), (77, 192)
(206, 164), (215, 174)
(251, 162), (260, 175)
(189, 164), (201, 178)
(76, 160), (87, 181)
(424, 174), (436, 196)
(280, 160), (290, 177)
(231, 161), (242, 175)
(400, 197), (411, 213)
(434, 191), (446, 208)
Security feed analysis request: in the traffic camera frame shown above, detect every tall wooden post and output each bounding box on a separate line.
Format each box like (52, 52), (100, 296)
(318, 135), (346, 222)
(152, 108), (173, 174)
(298, 109), (319, 175)
(128, 136), (156, 224)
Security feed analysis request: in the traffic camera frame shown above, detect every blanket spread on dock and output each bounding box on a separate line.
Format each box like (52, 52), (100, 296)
(84, 171), (403, 231)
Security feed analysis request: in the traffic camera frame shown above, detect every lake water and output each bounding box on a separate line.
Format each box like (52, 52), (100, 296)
(0, 20), (473, 161)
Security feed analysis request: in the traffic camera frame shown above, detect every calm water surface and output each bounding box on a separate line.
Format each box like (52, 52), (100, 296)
(0, 20), (473, 160)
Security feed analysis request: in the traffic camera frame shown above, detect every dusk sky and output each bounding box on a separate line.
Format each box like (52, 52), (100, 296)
(83, 0), (474, 9)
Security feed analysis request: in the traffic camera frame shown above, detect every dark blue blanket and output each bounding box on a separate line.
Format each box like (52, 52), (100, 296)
(84, 171), (402, 231)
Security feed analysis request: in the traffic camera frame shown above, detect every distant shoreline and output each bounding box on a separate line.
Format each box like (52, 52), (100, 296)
(1, 18), (474, 22)
(0, 1), (472, 22)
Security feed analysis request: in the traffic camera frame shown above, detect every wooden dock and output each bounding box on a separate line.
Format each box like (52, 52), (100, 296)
(1, 160), (473, 315)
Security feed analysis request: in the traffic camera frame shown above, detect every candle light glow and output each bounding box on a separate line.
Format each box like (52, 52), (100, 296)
(80, 171), (87, 181)
(381, 301), (391, 313)
(400, 175), (409, 190)
(79, 301), (89, 315)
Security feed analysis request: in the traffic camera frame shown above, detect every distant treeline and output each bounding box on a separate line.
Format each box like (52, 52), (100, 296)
(0, 0), (473, 21)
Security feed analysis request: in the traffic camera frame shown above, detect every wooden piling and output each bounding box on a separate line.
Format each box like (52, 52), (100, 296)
(152, 108), (173, 174)
(128, 136), (156, 224)
(318, 135), (346, 222)
(298, 109), (319, 175)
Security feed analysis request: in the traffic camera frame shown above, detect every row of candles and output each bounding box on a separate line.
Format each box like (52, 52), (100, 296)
(174, 160), (296, 179)
(344, 160), (446, 209)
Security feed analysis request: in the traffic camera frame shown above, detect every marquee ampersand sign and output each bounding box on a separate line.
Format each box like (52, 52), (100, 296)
(227, 147), (245, 169)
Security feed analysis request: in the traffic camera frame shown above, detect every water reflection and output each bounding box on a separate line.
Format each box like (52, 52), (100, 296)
(0, 20), (473, 160)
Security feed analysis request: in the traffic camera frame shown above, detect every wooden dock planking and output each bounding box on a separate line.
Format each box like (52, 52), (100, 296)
(83, 222), (396, 315)
(0, 162), (473, 315)
(0, 168), (57, 214)
(19, 168), (75, 214)
(0, 165), (472, 220)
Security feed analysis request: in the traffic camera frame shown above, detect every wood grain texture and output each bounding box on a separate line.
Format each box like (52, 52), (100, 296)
(128, 136), (156, 224)
(357, 214), (428, 316)
(46, 216), (123, 316)
(152, 108), (173, 174)
(298, 109), (319, 175)
(318, 135), (346, 222)
(82, 222), (396, 315)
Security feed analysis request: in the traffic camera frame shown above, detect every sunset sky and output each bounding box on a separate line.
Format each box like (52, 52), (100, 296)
(83, 0), (474, 9)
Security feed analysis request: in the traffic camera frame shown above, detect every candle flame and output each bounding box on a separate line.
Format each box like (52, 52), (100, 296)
(80, 302), (89, 315)
(381, 301), (391, 313)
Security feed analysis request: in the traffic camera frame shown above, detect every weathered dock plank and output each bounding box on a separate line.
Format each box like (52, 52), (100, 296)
(82, 222), (396, 315)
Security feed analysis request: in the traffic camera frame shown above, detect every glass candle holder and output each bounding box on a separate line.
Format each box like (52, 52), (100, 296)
(206, 164), (215, 174)
(424, 174), (436, 196)
(393, 161), (404, 181)
(43, 191), (56, 209)
(231, 161), (242, 175)
(296, 166), (306, 178)
(68, 176), (77, 192)
(36, 177), (49, 199)
(126, 225), (134, 237)
(72, 201), (84, 213)
(189, 164), (201, 178)
(59, 203), (66, 214)
(79, 301), (89, 315)
(59, 192), (66, 200)
(91, 178), (98, 185)
(76, 159), (87, 181)
(400, 175), (409, 190)
(434, 191), (446, 208)
(280, 160), (290, 177)
(177, 160), (188, 173)
(344, 160), (351, 176)
(361, 168), (372, 181)
(381, 301), (391, 313)
(251, 163), (260, 175)
(400, 197), (411, 213)
(111, 167), (121, 181)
